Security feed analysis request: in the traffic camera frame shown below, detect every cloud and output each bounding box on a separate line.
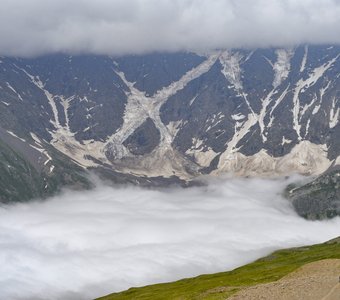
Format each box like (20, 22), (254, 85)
(0, 0), (339, 57)
(0, 177), (339, 299)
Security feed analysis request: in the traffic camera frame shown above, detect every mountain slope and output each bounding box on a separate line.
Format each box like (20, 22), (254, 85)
(0, 127), (91, 202)
(286, 166), (340, 219)
(0, 45), (339, 204)
(97, 237), (340, 300)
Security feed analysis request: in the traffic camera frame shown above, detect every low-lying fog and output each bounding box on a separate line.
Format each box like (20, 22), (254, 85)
(0, 177), (339, 300)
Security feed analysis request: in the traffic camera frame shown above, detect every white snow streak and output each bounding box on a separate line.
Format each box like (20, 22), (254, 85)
(219, 50), (254, 115)
(329, 97), (339, 128)
(29, 133), (54, 170)
(305, 119), (311, 137)
(259, 50), (293, 141)
(258, 90), (274, 142)
(231, 114), (245, 121)
(6, 130), (26, 142)
(219, 50), (243, 90)
(269, 85), (290, 120)
(189, 95), (198, 106)
(60, 95), (74, 131)
(273, 49), (293, 88)
(6, 82), (23, 101)
(106, 53), (220, 160)
(300, 45), (308, 73)
(281, 136), (292, 145)
(20, 68), (61, 129)
(224, 113), (258, 156)
(292, 56), (338, 140)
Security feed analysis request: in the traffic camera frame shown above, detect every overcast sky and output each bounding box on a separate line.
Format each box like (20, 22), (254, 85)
(0, 0), (339, 57)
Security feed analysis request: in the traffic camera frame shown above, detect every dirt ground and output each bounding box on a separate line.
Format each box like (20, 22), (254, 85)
(229, 259), (340, 300)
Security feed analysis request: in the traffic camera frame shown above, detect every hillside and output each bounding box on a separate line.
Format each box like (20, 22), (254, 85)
(97, 237), (340, 300)
(286, 167), (340, 219)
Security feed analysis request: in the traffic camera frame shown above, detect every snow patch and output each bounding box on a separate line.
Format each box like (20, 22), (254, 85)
(335, 156), (340, 166)
(222, 113), (258, 158)
(292, 56), (338, 140)
(30, 132), (43, 146)
(43, 151), (53, 166)
(41, 54), (219, 179)
(269, 85), (289, 119)
(186, 137), (219, 167)
(312, 104), (321, 115)
(281, 137), (292, 145)
(258, 89), (275, 142)
(301, 96), (317, 117)
(329, 97), (339, 128)
(219, 51), (254, 114)
(191, 137), (204, 150)
(166, 121), (183, 138)
(231, 113), (245, 121)
(319, 81), (332, 107)
(273, 49), (293, 88)
(300, 45), (308, 73)
(6, 130), (26, 142)
(189, 95), (198, 106)
(28, 133), (54, 167)
(219, 50), (243, 90)
(305, 119), (311, 137)
(59, 95), (74, 131)
(21, 69), (61, 129)
(6, 82), (23, 101)
(104, 53), (219, 177)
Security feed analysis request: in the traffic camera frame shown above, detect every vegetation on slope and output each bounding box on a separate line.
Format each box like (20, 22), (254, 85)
(0, 140), (91, 203)
(98, 237), (340, 300)
(285, 168), (340, 219)
(0, 139), (44, 202)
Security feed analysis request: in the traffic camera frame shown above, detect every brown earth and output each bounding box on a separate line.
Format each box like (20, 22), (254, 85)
(229, 259), (340, 300)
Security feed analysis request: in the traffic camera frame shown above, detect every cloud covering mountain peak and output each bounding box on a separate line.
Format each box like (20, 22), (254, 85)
(1, 0), (340, 57)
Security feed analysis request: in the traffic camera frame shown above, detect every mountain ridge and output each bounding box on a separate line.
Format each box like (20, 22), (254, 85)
(0, 45), (339, 208)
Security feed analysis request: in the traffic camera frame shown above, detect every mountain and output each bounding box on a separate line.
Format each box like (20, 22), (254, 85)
(0, 45), (339, 208)
(0, 126), (92, 202)
(286, 165), (340, 219)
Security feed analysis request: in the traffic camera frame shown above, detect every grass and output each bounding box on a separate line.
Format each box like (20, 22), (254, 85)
(97, 237), (340, 300)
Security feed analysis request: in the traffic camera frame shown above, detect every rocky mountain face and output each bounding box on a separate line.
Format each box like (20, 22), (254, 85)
(286, 166), (340, 220)
(0, 45), (339, 206)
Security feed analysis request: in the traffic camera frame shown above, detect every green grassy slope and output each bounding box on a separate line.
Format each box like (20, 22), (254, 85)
(98, 237), (340, 300)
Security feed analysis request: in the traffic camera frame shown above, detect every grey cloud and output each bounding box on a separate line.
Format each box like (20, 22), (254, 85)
(0, 0), (339, 57)
(0, 177), (339, 299)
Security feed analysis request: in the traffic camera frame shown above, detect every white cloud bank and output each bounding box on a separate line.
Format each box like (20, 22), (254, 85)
(0, 0), (340, 57)
(0, 177), (339, 299)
